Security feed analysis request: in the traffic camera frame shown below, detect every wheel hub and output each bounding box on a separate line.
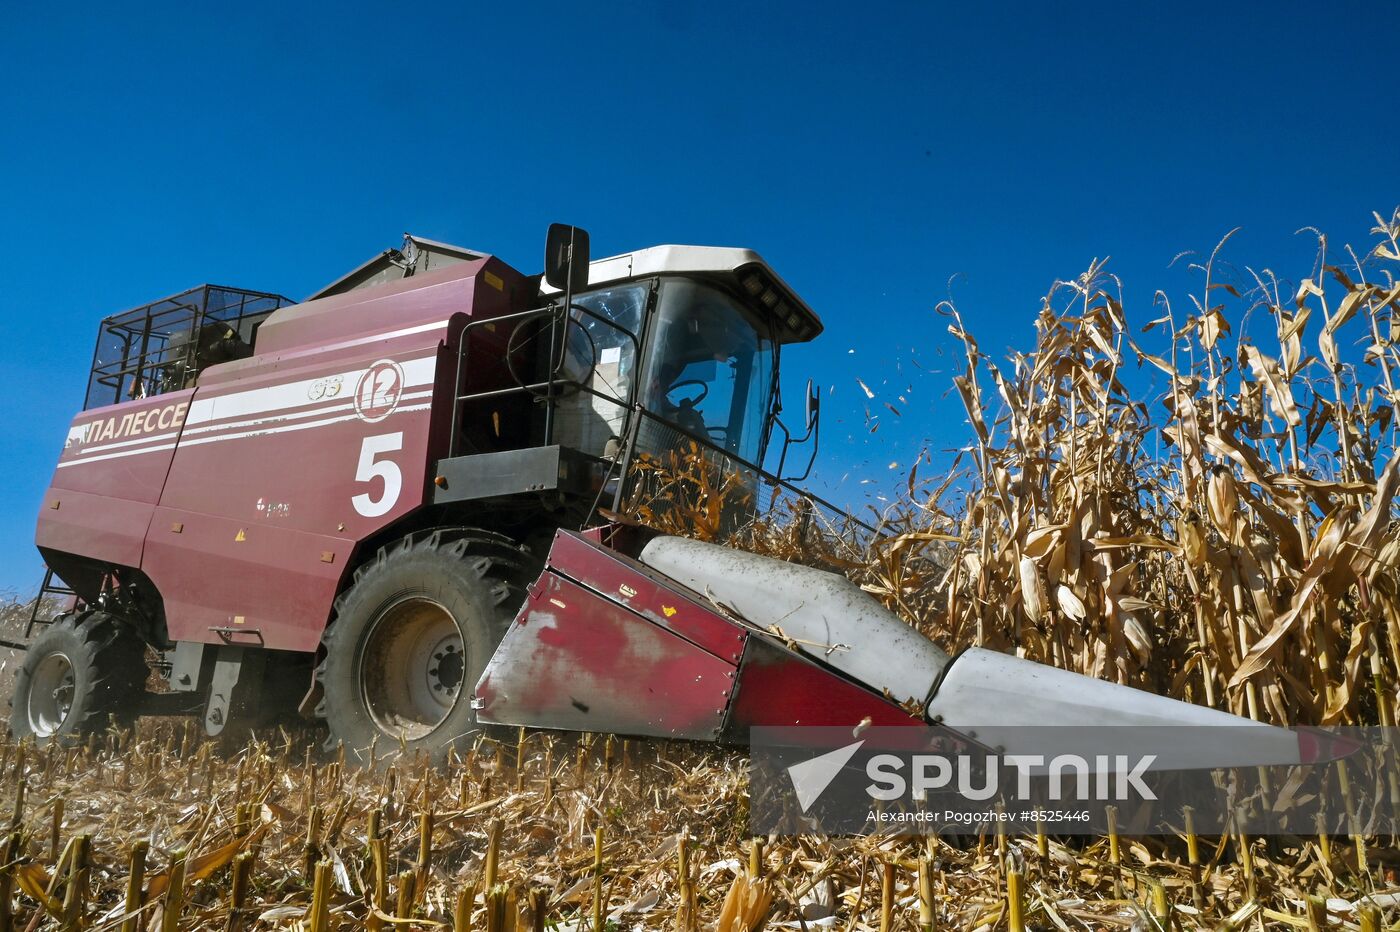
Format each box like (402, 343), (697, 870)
(359, 598), (467, 740)
(28, 651), (75, 737)
(428, 635), (465, 697)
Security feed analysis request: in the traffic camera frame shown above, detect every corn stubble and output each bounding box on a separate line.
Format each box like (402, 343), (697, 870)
(7, 211), (1400, 929)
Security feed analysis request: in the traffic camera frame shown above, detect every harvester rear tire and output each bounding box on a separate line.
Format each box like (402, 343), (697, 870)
(318, 528), (528, 766)
(9, 611), (147, 745)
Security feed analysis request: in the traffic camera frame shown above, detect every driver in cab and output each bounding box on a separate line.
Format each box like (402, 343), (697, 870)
(647, 308), (738, 439)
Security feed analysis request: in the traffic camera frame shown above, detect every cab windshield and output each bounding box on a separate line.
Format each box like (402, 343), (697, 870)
(642, 280), (775, 465)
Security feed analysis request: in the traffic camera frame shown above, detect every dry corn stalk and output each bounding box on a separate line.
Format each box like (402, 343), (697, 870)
(803, 208), (1400, 728)
(714, 871), (774, 932)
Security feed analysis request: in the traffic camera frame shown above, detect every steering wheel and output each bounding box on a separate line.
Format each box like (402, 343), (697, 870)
(666, 378), (709, 407)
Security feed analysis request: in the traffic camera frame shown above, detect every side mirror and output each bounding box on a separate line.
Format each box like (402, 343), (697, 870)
(544, 224), (590, 292)
(805, 379), (820, 433)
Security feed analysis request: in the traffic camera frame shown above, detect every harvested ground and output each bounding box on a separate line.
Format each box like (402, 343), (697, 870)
(2, 722), (1396, 930)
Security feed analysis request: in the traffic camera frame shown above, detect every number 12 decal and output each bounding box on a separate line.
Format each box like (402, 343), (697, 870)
(352, 432), (403, 518)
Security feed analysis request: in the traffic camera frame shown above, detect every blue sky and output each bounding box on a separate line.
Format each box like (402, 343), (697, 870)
(1, 2), (1396, 594)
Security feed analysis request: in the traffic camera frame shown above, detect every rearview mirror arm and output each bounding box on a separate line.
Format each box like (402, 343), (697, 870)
(771, 417), (793, 481)
(786, 405), (820, 483)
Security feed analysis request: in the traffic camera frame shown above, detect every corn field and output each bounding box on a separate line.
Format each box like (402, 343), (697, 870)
(7, 210), (1400, 929)
(841, 208), (1400, 731)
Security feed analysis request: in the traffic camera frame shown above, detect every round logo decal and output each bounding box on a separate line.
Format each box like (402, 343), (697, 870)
(354, 359), (405, 423)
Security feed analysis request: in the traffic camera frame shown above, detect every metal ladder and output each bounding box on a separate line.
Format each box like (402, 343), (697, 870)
(20, 566), (76, 641)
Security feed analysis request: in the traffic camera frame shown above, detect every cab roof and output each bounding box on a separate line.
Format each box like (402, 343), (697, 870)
(539, 244), (823, 344)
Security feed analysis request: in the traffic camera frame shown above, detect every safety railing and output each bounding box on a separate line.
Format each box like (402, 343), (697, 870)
(84, 285), (291, 409)
(446, 303), (641, 459)
(446, 305), (880, 552)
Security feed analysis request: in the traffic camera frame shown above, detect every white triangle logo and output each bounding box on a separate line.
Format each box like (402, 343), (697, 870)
(787, 740), (865, 812)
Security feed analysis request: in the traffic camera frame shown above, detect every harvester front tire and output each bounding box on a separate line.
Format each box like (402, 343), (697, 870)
(9, 611), (147, 745)
(319, 528), (527, 766)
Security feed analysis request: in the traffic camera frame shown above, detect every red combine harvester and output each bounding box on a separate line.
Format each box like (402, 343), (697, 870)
(17, 226), (1326, 770)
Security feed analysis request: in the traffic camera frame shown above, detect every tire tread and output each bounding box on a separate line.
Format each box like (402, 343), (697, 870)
(9, 610), (147, 743)
(313, 527), (532, 759)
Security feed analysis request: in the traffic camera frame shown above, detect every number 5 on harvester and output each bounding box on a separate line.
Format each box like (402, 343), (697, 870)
(352, 432), (403, 517)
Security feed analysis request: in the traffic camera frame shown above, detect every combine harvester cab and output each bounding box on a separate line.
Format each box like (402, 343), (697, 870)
(18, 224), (1341, 775)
